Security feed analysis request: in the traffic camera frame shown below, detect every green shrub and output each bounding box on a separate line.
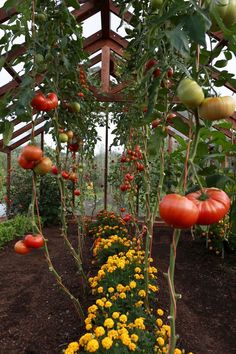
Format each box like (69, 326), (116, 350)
(0, 215), (33, 248)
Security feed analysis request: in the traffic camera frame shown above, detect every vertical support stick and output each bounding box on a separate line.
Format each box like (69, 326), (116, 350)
(41, 131), (44, 152)
(104, 112), (109, 210)
(6, 151), (11, 217)
(167, 135), (173, 154)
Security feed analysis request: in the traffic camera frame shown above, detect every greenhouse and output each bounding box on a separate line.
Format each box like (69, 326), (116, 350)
(0, 1), (235, 353)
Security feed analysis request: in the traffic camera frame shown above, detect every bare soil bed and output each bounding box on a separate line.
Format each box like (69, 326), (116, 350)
(0, 223), (235, 354)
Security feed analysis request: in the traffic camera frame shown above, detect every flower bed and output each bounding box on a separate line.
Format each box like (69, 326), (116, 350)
(65, 211), (192, 354)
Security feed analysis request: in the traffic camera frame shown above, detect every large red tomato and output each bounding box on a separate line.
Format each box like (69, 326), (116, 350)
(186, 188), (230, 225)
(21, 144), (43, 162)
(24, 234), (44, 248)
(31, 93), (48, 111)
(159, 194), (199, 229)
(14, 240), (31, 255)
(18, 154), (35, 169)
(44, 93), (58, 111)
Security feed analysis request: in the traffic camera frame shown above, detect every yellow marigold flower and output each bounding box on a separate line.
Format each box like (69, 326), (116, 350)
(134, 274), (140, 280)
(68, 342), (79, 350)
(134, 267), (141, 273)
(120, 333), (131, 346)
(119, 292), (126, 299)
(86, 324), (92, 330)
(98, 269), (105, 277)
(162, 347), (168, 353)
(156, 318), (163, 327)
(94, 326), (105, 337)
(174, 349), (182, 354)
(96, 299), (104, 307)
(135, 300), (143, 307)
(97, 286), (103, 293)
(85, 317), (91, 325)
(116, 283), (124, 292)
(128, 342), (137, 351)
(138, 289), (146, 298)
(129, 281), (137, 289)
(108, 330), (119, 339)
(130, 334), (139, 342)
(157, 337), (165, 346)
(86, 339), (99, 352)
(105, 301), (112, 308)
(149, 284), (158, 292)
(79, 333), (93, 346)
(101, 337), (113, 349)
(119, 314), (127, 323)
(108, 287), (114, 293)
(88, 305), (98, 313)
(112, 312), (120, 319)
(157, 309), (164, 316)
(64, 349), (74, 354)
(163, 325), (171, 337)
(134, 318), (145, 329)
(104, 318), (114, 329)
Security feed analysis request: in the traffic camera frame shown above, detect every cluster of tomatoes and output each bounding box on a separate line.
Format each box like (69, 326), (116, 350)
(18, 144), (52, 175)
(14, 234), (44, 255)
(51, 164), (81, 197)
(31, 92), (58, 112)
(144, 59), (174, 88)
(79, 66), (89, 90)
(159, 188), (230, 229)
(119, 145), (144, 192)
(151, 112), (176, 131)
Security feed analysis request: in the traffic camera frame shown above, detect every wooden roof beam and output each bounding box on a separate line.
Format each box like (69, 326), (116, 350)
(109, 0), (133, 24)
(101, 0), (110, 39)
(9, 125), (45, 150)
(72, 0), (101, 22)
(0, 7), (17, 24)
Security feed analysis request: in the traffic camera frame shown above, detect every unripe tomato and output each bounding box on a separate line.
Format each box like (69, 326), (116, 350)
(177, 78), (204, 109)
(14, 240), (31, 255)
(210, 0), (236, 27)
(69, 102), (81, 113)
(69, 172), (78, 182)
(159, 194), (199, 229)
(150, 0), (163, 10)
(198, 96), (235, 121)
(59, 133), (69, 143)
(33, 157), (53, 175)
(21, 144), (43, 162)
(66, 130), (74, 139)
(24, 234), (44, 249)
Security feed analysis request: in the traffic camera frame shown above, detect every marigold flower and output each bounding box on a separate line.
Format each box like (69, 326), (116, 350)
(174, 349), (182, 354)
(129, 281), (137, 289)
(101, 337), (113, 349)
(97, 286), (103, 293)
(86, 339), (99, 352)
(138, 289), (146, 298)
(105, 301), (112, 308)
(108, 287), (115, 293)
(128, 342), (137, 351)
(156, 318), (163, 327)
(130, 334), (139, 342)
(157, 337), (165, 346)
(104, 318), (114, 329)
(119, 314), (128, 323)
(94, 326), (105, 337)
(119, 292), (126, 299)
(157, 309), (164, 316)
(112, 312), (120, 319)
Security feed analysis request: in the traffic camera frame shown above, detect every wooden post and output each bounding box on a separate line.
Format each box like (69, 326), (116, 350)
(40, 131), (44, 151)
(104, 112), (109, 210)
(167, 134), (173, 154)
(6, 151), (11, 217)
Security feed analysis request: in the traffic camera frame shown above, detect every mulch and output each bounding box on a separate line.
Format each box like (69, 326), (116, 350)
(0, 223), (235, 354)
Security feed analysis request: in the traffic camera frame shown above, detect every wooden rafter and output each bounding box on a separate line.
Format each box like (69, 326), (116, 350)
(8, 125), (45, 151)
(101, 0), (110, 38)
(73, 0), (101, 22)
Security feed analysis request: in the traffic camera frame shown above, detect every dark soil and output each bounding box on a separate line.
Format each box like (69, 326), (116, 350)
(0, 223), (235, 354)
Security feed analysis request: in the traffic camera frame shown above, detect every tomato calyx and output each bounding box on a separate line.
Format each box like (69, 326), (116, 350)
(197, 192), (209, 201)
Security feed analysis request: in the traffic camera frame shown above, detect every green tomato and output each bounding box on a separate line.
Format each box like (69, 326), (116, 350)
(69, 102), (81, 113)
(210, 0), (236, 27)
(177, 78), (204, 109)
(59, 133), (69, 143)
(35, 13), (47, 23)
(35, 54), (44, 64)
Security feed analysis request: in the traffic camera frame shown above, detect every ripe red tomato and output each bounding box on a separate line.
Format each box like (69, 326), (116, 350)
(51, 165), (58, 175)
(145, 59), (157, 72)
(159, 194), (199, 229)
(14, 240), (31, 255)
(33, 157), (53, 175)
(120, 207), (126, 212)
(151, 119), (161, 129)
(136, 162), (145, 171)
(153, 68), (161, 78)
(123, 214), (132, 222)
(18, 154), (35, 169)
(68, 142), (80, 152)
(125, 173), (134, 181)
(69, 172), (78, 182)
(24, 234), (44, 248)
(167, 68), (174, 77)
(78, 92), (84, 98)
(44, 93), (58, 111)
(31, 93), (48, 111)
(61, 171), (69, 179)
(186, 188), (230, 225)
(74, 189), (81, 196)
(120, 184), (128, 192)
(21, 144), (43, 162)
(120, 155), (127, 163)
(166, 112), (176, 123)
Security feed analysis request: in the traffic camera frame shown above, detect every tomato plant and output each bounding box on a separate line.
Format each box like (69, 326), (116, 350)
(186, 188), (231, 225)
(159, 194), (199, 229)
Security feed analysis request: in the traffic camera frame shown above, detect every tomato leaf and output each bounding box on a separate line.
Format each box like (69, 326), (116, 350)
(65, 0), (80, 10)
(2, 121), (14, 147)
(167, 25), (190, 58)
(183, 13), (209, 47)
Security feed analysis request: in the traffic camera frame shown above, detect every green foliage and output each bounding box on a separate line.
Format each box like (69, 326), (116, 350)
(0, 214), (32, 248)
